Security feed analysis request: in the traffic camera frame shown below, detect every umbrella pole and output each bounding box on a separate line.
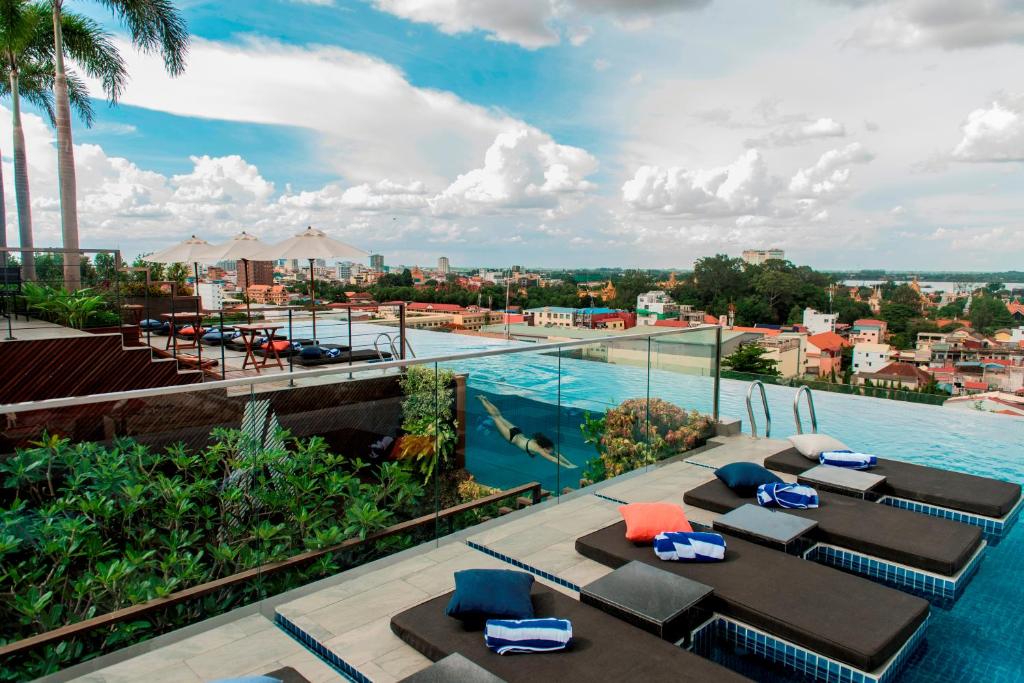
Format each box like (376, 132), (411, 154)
(309, 258), (317, 341)
(241, 258), (252, 324)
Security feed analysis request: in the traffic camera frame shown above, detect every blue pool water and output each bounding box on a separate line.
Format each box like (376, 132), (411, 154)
(427, 339), (1024, 683)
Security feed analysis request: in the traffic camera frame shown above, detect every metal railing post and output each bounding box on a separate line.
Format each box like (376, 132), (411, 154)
(347, 306), (353, 365)
(220, 310), (226, 380)
(288, 309), (295, 387)
(399, 303), (407, 360)
(713, 325), (722, 422)
(170, 288), (177, 359)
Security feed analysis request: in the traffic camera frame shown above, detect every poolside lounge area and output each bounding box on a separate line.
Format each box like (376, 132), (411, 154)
(47, 431), (1014, 683)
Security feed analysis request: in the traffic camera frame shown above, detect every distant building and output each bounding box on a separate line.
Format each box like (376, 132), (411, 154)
(852, 342), (892, 374)
(336, 262), (353, 281)
(238, 260), (274, 292)
(196, 282), (224, 311)
(529, 306), (576, 328)
(851, 319), (888, 345)
(438, 256), (450, 275)
(805, 331), (847, 378)
(370, 254), (384, 271)
(855, 362), (934, 390)
(741, 248), (784, 265)
(802, 308), (837, 335)
(636, 290), (679, 326)
(247, 284), (289, 305)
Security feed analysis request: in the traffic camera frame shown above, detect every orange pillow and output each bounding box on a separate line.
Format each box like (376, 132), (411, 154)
(619, 503), (692, 543)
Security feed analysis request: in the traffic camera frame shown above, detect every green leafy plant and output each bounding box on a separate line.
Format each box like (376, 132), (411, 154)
(581, 398), (713, 481)
(398, 365), (458, 482)
(21, 282), (110, 328)
(0, 428), (424, 681)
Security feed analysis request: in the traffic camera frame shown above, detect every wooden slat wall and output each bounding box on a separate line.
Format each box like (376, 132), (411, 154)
(0, 334), (201, 404)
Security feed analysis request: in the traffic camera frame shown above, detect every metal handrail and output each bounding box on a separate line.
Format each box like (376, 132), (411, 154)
(746, 380), (771, 438)
(0, 324), (717, 415)
(793, 385), (818, 435)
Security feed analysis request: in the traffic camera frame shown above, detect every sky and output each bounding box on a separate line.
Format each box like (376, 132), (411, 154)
(3, 0), (1024, 271)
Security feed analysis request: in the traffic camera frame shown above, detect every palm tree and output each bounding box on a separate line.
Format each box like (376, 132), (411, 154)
(0, 0), (121, 281)
(50, 0), (187, 290)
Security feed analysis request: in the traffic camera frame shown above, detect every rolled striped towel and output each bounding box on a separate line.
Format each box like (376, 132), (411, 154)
(653, 531), (726, 562)
(484, 618), (572, 655)
(820, 450), (877, 470)
(757, 482), (819, 509)
(325, 347), (342, 358)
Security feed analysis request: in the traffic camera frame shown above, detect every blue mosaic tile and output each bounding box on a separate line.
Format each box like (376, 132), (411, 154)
(879, 495), (1021, 545)
(592, 492), (629, 505)
(466, 540), (582, 591)
(274, 613), (371, 683)
(804, 542), (984, 607)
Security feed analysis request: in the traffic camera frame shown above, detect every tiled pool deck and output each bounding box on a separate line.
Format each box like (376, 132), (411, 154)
(52, 433), (965, 683)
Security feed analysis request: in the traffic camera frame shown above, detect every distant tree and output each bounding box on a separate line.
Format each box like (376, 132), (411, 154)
(786, 304), (803, 325)
(612, 270), (656, 310)
(722, 343), (780, 376)
(733, 296), (772, 326)
(833, 295), (873, 325)
(887, 284), (922, 311)
(693, 254), (747, 311)
(933, 298), (967, 319)
(400, 268), (414, 287)
(880, 302), (917, 334)
(986, 282), (1004, 295)
(969, 295), (1014, 333)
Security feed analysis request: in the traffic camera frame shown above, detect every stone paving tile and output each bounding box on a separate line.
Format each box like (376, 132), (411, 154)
(185, 624), (303, 681)
(300, 578), (431, 639)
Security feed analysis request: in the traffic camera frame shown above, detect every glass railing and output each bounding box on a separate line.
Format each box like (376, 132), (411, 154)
(0, 324), (721, 680)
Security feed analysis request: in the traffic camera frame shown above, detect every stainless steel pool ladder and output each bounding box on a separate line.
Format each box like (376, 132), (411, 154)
(373, 332), (417, 361)
(793, 385), (818, 435)
(746, 380), (771, 438)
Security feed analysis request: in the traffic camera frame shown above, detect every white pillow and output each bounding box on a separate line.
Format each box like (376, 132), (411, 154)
(788, 434), (850, 461)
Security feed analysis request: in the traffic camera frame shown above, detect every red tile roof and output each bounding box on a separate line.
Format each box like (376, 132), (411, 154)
(1007, 301), (1024, 316)
(854, 319), (886, 327)
(407, 302), (465, 313)
(963, 381), (989, 390)
(731, 326), (781, 336)
(867, 362), (934, 383)
(807, 331), (848, 352)
(704, 313), (720, 324)
(654, 319), (691, 328)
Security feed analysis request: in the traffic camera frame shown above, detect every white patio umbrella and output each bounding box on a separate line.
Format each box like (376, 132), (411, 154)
(254, 226), (367, 340)
(145, 234), (221, 297)
(210, 231), (268, 323)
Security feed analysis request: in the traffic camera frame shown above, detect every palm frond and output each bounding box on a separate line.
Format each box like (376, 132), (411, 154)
(95, 0), (188, 76)
(55, 9), (127, 102)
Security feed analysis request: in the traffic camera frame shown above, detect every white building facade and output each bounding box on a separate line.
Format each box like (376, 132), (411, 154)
(636, 291), (679, 326)
(802, 308), (838, 335)
(852, 343), (892, 374)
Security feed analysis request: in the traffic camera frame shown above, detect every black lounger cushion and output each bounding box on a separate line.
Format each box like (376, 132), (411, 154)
(575, 521), (929, 672)
(684, 479), (983, 575)
(391, 583), (748, 683)
(765, 448), (1022, 519)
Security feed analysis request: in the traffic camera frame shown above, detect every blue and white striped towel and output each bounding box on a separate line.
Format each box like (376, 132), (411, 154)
(757, 482), (819, 509)
(653, 531), (726, 562)
(820, 450), (877, 470)
(325, 347), (342, 358)
(484, 618), (572, 655)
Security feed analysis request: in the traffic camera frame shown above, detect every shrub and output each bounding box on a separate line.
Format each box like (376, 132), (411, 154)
(581, 398), (713, 480)
(0, 429), (423, 680)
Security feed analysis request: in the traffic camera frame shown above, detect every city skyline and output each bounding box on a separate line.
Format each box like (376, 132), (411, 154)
(2, 1), (1023, 270)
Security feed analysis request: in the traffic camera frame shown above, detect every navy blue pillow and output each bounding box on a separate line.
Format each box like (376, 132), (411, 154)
(300, 345), (324, 359)
(715, 462), (782, 497)
(445, 569), (534, 622)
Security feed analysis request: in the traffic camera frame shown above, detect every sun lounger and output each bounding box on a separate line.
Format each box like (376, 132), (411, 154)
(765, 447), (1021, 522)
(391, 582), (748, 683)
(683, 478), (982, 576)
(294, 347), (391, 366)
(575, 521), (929, 673)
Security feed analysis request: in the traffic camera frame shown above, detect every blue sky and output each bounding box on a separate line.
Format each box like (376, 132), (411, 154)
(5, 0), (1024, 270)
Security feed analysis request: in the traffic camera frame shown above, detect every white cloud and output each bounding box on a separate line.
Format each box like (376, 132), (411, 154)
(621, 149), (778, 215)
(788, 142), (875, 197)
(952, 95), (1024, 161)
(838, 0), (1024, 50)
(371, 0), (710, 49)
(749, 117), (847, 147)
(94, 37), (525, 187)
(592, 57), (612, 71)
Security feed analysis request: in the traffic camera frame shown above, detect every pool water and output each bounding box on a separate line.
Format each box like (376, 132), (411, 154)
(441, 344), (1024, 683)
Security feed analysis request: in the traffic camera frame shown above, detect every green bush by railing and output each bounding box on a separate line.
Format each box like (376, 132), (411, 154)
(721, 371), (949, 406)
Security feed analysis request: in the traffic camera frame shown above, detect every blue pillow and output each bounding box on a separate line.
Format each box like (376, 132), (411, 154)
(715, 462), (782, 497)
(300, 345), (324, 359)
(445, 569), (534, 622)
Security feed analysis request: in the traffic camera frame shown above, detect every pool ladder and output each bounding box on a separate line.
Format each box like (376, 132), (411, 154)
(373, 332), (416, 361)
(793, 385), (818, 434)
(746, 380), (771, 438)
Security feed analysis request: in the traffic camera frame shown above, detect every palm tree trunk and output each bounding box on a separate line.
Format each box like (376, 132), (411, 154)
(51, 0), (81, 291)
(10, 68), (35, 281)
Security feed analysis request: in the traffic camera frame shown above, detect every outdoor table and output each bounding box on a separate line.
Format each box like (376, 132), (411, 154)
(160, 312), (205, 351)
(399, 653), (506, 683)
(799, 464), (887, 501)
(713, 503), (818, 554)
(581, 559), (713, 644)
(234, 323), (285, 373)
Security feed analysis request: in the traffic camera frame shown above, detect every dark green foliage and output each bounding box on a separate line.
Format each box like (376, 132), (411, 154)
(969, 294), (1015, 333)
(0, 429), (424, 680)
(722, 344), (780, 376)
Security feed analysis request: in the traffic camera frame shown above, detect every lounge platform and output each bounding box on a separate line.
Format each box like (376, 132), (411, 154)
(765, 447), (1023, 541)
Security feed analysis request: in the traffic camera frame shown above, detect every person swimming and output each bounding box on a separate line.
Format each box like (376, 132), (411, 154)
(477, 396), (576, 469)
